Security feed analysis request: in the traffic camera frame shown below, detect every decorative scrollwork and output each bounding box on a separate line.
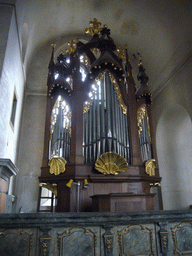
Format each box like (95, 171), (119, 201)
(145, 159), (156, 176)
(137, 104), (151, 141)
(83, 70), (127, 115)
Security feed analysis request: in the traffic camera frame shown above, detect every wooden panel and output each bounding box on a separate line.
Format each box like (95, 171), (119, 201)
(0, 178), (7, 213)
(80, 182), (148, 212)
(56, 181), (70, 212)
(91, 193), (155, 212)
(115, 201), (141, 212)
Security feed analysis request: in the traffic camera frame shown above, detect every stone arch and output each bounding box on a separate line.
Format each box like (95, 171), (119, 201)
(156, 104), (192, 210)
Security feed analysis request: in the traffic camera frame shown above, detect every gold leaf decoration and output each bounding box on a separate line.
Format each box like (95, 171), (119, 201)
(137, 104), (151, 141)
(85, 18), (102, 35)
(48, 155), (67, 175)
(95, 152), (128, 175)
(145, 159), (156, 176)
(83, 71), (127, 115)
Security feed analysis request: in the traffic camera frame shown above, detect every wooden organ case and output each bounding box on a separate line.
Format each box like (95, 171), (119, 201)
(38, 19), (161, 212)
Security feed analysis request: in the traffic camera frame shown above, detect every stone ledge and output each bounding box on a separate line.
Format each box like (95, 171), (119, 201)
(0, 158), (19, 180)
(0, 210), (192, 228)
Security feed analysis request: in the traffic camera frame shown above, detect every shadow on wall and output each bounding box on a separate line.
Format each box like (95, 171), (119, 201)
(156, 104), (192, 210)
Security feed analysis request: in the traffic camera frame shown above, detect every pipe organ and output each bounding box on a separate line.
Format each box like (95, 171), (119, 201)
(39, 19), (161, 213)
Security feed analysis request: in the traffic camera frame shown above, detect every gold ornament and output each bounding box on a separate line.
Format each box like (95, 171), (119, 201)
(48, 155), (67, 175)
(95, 152), (128, 175)
(145, 159), (156, 176)
(85, 18), (102, 35)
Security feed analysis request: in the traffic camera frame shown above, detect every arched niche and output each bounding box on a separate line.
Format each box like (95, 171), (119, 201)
(156, 104), (192, 210)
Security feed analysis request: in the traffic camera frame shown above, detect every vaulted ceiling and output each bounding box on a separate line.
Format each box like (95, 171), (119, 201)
(14, 0), (192, 97)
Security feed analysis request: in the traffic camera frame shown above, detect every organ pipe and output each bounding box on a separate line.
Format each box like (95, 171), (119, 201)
(83, 71), (130, 164)
(137, 104), (152, 163)
(50, 97), (71, 163)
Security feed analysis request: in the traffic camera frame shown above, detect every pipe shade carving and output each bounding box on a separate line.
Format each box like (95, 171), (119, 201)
(48, 155), (67, 175)
(95, 152), (128, 175)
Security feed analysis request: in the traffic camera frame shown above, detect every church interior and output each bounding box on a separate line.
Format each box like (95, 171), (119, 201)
(1, 0), (192, 255)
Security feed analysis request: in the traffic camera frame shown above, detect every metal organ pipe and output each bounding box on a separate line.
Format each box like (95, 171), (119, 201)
(114, 90), (120, 155)
(139, 114), (152, 163)
(96, 84), (101, 159)
(83, 71), (130, 164)
(92, 94), (96, 160)
(100, 78), (105, 155)
(50, 97), (71, 163)
(105, 73), (112, 152)
(111, 78), (117, 152)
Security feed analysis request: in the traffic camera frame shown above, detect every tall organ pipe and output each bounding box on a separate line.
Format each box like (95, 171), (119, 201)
(83, 71), (130, 164)
(100, 78), (105, 155)
(111, 78), (117, 152)
(96, 83), (101, 159)
(92, 94), (96, 160)
(105, 73), (112, 152)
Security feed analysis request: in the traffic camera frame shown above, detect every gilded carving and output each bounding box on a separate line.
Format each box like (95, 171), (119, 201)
(116, 46), (126, 60)
(65, 40), (78, 54)
(106, 238), (112, 253)
(50, 96), (72, 138)
(83, 70), (127, 115)
(137, 104), (151, 141)
(80, 52), (91, 67)
(48, 155), (67, 175)
(162, 235), (167, 248)
(150, 182), (161, 189)
(145, 159), (156, 176)
(95, 152), (128, 175)
(90, 48), (101, 58)
(85, 18), (102, 35)
(41, 240), (50, 256)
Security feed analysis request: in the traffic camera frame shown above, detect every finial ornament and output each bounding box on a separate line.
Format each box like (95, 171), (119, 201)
(65, 40), (77, 54)
(85, 18), (102, 35)
(117, 46), (126, 60)
(51, 43), (56, 48)
(137, 52), (143, 66)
